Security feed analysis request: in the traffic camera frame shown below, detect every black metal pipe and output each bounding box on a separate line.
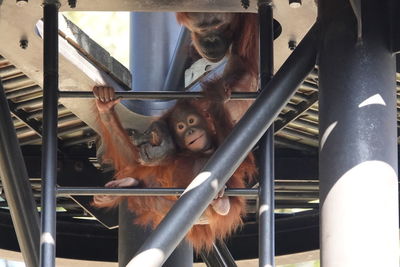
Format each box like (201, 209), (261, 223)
(56, 187), (259, 197)
(319, 0), (398, 266)
(56, 187), (318, 201)
(59, 90), (259, 100)
(200, 241), (237, 267)
(40, 2), (59, 267)
(0, 82), (40, 267)
(258, 1), (275, 266)
(127, 23), (319, 267)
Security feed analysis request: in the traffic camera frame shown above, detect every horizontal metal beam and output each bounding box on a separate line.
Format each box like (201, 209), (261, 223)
(59, 91), (259, 100)
(56, 187), (259, 197)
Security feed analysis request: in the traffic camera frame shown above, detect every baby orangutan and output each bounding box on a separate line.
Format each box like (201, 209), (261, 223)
(93, 85), (257, 251)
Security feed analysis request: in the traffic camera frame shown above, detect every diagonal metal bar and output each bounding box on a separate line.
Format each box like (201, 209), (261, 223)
(127, 23), (319, 267)
(200, 241), (238, 267)
(0, 81), (40, 267)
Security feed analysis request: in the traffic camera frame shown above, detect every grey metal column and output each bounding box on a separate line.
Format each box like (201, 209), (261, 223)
(122, 12), (193, 267)
(40, 1), (59, 267)
(258, 1), (275, 267)
(318, 0), (399, 266)
(0, 82), (40, 267)
(118, 201), (193, 267)
(127, 24), (318, 267)
(127, 12), (182, 115)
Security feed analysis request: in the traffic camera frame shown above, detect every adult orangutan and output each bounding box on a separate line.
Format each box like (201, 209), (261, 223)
(92, 85), (257, 252)
(176, 12), (260, 123)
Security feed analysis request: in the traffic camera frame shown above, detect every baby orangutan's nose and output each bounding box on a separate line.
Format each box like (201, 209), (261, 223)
(186, 128), (195, 136)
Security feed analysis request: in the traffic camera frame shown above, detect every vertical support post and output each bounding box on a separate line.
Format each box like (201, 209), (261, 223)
(258, 1), (275, 267)
(318, 0), (399, 267)
(0, 82), (40, 267)
(40, 1), (59, 267)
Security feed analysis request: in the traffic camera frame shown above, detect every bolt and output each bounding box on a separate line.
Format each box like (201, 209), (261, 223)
(20, 39), (28, 49)
(289, 0), (302, 8)
(68, 0), (77, 8)
(288, 40), (297, 51)
(241, 0), (249, 9)
(16, 0), (28, 7)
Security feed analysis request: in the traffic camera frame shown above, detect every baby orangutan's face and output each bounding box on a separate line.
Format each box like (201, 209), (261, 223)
(172, 111), (212, 153)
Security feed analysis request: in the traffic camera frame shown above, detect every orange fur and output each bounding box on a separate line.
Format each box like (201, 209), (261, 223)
(94, 96), (257, 252)
(176, 12), (259, 77)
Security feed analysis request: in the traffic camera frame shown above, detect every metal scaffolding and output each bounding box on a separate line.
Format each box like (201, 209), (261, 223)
(0, 0), (398, 266)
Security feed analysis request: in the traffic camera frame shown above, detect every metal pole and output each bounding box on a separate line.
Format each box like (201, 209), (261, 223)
(127, 24), (318, 267)
(318, 0), (399, 266)
(58, 91), (259, 100)
(40, 1), (59, 267)
(258, 1), (275, 266)
(0, 82), (40, 267)
(56, 187), (259, 197)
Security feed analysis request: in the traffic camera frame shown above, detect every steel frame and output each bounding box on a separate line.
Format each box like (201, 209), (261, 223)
(0, 0), (396, 266)
(36, 8), (319, 267)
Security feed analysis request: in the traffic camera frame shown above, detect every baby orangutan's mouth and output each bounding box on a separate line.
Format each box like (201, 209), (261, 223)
(188, 134), (204, 146)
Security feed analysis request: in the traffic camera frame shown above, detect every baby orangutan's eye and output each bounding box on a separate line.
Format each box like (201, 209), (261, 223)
(187, 115), (198, 125)
(176, 122), (186, 133)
